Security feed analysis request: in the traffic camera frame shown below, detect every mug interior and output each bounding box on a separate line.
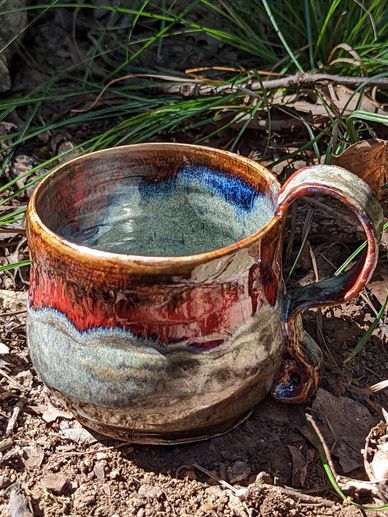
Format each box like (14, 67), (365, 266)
(34, 144), (279, 257)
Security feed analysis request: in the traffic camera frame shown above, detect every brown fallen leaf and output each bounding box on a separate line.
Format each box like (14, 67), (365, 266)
(368, 277), (388, 306)
(332, 139), (388, 199)
(311, 388), (377, 474)
(288, 445), (307, 487)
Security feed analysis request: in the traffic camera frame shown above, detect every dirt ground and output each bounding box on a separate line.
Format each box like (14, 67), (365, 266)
(0, 7), (388, 517)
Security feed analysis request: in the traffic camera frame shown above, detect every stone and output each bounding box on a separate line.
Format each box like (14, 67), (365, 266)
(108, 469), (120, 480)
(0, 343), (10, 354)
(96, 452), (109, 461)
(94, 463), (105, 482)
(41, 473), (68, 494)
(230, 461), (251, 483)
(22, 446), (45, 469)
(138, 484), (164, 500)
(255, 471), (273, 485)
(0, 475), (11, 489)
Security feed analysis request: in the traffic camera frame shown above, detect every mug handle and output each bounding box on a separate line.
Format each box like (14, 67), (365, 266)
(272, 164), (384, 403)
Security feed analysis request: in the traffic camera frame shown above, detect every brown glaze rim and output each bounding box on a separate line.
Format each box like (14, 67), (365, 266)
(27, 143), (282, 274)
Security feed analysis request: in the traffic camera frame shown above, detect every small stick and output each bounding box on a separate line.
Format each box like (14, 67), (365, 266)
(167, 73), (388, 97)
(301, 197), (355, 227)
(5, 398), (25, 436)
(0, 369), (25, 391)
(0, 309), (27, 317)
(193, 463), (239, 494)
(0, 437), (13, 452)
(274, 486), (336, 507)
(0, 228), (26, 235)
(61, 442), (134, 456)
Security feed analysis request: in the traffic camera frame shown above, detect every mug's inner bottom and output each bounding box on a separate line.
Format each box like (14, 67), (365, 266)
(58, 165), (274, 257)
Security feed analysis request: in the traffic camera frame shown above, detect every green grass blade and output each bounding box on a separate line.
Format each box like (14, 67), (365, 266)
(261, 0), (304, 72)
(0, 259), (31, 273)
(335, 221), (388, 276)
(344, 295), (387, 363)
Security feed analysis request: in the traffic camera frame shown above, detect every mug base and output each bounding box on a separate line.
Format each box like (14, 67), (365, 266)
(75, 409), (253, 445)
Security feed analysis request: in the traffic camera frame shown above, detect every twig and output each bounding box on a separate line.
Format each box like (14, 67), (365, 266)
(193, 463), (241, 495)
(306, 413), (383, 500)
(74, 72), (388, 113)
(0, 437), (13, 452)
(0, 228), (26, 235)
(301, 197), (356, 227)
(61, 442), (134, 456)
(6, 398), (25, 435)
(274, 486), (336, 507)
(0, 309), (27, 317)
(167, 73), (388, 97)
(0, 369), (25, 391)
(72, 73), (201, 113)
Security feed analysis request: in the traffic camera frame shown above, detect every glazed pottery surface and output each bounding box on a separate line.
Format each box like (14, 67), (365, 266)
(26, 144), (383, 443)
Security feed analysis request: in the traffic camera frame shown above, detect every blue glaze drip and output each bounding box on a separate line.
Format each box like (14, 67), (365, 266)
(139, 166), (258, 212)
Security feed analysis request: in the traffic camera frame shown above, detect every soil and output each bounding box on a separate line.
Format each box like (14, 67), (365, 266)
(0, 7), (387, 517)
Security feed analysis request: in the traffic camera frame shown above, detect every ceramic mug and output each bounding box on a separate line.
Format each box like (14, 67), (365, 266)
(26, 143), (383, 443)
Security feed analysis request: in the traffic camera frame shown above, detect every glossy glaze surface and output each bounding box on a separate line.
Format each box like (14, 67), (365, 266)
(56, 164), (274, 256)
(26, 144), (383, 443)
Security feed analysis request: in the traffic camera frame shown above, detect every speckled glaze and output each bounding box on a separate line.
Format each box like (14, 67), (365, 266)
(26, 144), (383, 443)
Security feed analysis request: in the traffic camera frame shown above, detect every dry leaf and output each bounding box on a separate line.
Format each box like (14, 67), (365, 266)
(332, 139), (388, 199)
(59, 426), (97, 445)
(41, 404), (72, 423)
(368, 278), (388, 306)
(288, 445), (307, 487)
(311, 388), (377, 473)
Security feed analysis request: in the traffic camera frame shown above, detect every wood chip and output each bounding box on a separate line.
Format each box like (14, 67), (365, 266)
(6, 399), (25, 436)
(59, 426), (97, 445)
(41, 404), (73, 423)
(0, 437), (13, 452)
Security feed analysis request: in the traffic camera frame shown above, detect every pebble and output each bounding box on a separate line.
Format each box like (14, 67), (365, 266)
(255, 471), (273, 485)
(0, 343), (9, 354)
(0, 475), (11, 489)
(109, 469), (120, 480)
(96, 452), (109, 461)
(138, 484), (164, 500)
(230, 461), (251, 483)
(41, 473), (68, 494)
(94, 463), (105, 482)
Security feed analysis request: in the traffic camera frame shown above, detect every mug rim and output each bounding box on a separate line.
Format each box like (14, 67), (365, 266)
(27, 143), (282, 270)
